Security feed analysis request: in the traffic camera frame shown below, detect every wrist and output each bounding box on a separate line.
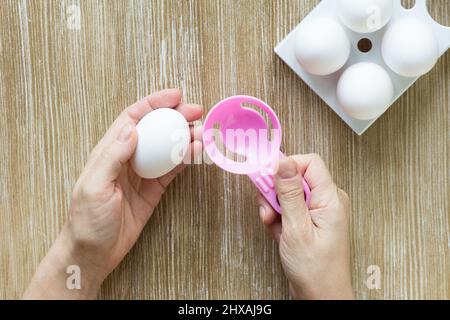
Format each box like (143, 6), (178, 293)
(56, 224), (109, 294)
(290, 282), (355, 300)
(24, 224), (107, 299)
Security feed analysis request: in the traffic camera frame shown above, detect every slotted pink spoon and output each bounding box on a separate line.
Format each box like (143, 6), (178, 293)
(203, 95), (311, 213)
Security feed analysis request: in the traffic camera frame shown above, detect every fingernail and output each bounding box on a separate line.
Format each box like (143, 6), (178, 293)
(118, 124), (133, 142)
(277, 158), (298, 179)
(259, 206), (266, 221)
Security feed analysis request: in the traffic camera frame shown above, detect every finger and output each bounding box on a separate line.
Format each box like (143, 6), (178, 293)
(88, 89), (182, 165)
(115, 89), (183, 134)
(256, 194), (282, 243)
(146, 88), (182, 110)
(256, 193), (278, 225)
(84, 124), (137, 189)
(190, 124), (203, 141)
(124, 88), (182, 125)
(290, 154), (338, 209)
(175, 103), (203, 122)
(275, 157), (310, 229)
(190, 140), (203, 161)
(268, 222), (282, 243)
(181, 139), (203, 165)
(290, 153), (334, 190)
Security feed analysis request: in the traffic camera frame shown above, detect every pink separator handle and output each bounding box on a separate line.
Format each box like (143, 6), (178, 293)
(248, 153), (311, 214)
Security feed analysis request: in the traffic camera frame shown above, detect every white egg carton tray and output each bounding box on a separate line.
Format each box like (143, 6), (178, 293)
(275, 0), (450, 135)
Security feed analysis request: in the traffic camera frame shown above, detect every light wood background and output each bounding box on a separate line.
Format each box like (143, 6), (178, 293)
(0, 0), (448, 300)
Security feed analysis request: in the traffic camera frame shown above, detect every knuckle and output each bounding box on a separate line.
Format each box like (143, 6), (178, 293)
(99, 146), (114, 162)
(278, 186), (303, 202)
(282, 222), (311, 245)
(73, 180), (103, 202)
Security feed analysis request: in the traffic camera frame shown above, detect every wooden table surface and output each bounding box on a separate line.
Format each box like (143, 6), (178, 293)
(0, 0), (448, 300)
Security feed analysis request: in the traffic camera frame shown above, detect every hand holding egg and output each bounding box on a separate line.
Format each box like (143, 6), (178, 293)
(60, 89), (202, 282)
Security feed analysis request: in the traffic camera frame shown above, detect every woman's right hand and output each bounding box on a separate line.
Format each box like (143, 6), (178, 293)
(257, 154), (354, 300)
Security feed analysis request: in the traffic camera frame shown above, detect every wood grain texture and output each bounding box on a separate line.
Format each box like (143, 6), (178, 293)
(0, 0), (448, 299)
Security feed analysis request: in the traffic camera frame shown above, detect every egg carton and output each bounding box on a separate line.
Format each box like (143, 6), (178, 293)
(275, 0), (450, 135)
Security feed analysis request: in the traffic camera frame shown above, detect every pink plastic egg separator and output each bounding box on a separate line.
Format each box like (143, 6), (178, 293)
(203, 95), (311, 213)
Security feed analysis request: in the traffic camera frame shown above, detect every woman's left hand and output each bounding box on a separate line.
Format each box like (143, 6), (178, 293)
(24, 89), (203, 299)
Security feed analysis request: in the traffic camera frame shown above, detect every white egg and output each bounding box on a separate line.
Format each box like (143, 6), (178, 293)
(337, 0), (393, 33)
(294, 18), (350, 76)
(337, 62), (394, 120)
(382, 18), (439, 77)
(131, 108), (190, 179)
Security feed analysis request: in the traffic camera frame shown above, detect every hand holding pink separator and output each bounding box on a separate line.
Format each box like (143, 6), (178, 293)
(203, 95), (311, 213)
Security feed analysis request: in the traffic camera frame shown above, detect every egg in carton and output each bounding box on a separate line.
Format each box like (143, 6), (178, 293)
(275, 0), (450, 135)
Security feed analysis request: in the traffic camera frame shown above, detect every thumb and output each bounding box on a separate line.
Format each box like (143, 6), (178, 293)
(90, 123), (137, 184)
(275, 157), (309, 227)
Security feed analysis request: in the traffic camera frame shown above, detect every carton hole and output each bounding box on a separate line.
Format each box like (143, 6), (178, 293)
(358, 38), (373, 53)
(401, 0), (416, 9)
